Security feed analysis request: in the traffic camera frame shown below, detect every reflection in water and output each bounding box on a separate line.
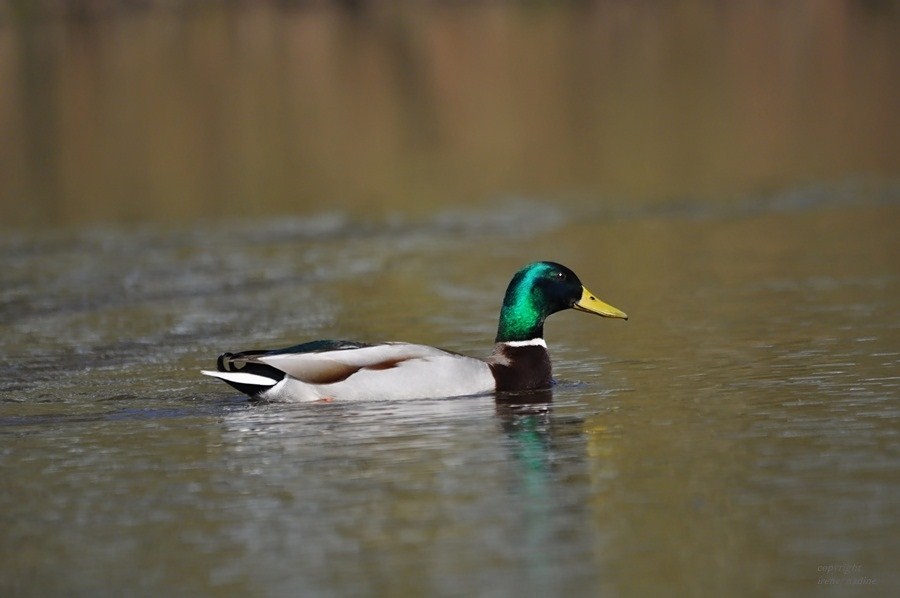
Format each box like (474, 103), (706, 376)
(494, 391), (613, 594)
(495, 389), (555, 500)
(496, 402), (557, 593)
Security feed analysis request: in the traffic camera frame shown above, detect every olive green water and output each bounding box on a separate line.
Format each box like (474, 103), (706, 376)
(2, 3), (899, 597)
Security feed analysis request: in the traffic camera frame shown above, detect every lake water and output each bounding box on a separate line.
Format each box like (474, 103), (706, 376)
(2, 2), (899, 597)
(2, 187), (898, 596)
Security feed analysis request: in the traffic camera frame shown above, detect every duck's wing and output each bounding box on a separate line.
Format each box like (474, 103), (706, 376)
(215, 340), (461, 385)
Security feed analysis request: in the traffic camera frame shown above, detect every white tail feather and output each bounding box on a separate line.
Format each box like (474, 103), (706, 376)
(201, 370), (278, 387)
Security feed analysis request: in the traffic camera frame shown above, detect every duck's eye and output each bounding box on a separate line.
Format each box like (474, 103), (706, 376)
(554, 271), (566, 281)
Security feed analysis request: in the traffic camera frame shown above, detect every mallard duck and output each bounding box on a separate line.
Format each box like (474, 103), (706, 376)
(202, 261), (626, 402)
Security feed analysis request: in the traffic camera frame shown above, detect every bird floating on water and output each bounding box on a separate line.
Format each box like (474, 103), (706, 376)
(202, 261), (627, 402)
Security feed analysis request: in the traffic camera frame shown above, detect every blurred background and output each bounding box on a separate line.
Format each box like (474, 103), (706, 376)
(1, 0), (897, 229)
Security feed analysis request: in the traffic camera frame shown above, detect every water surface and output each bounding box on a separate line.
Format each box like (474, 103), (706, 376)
(2, 186), (898, 596)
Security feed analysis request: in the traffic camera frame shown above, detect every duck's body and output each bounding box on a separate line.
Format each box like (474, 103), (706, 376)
(202, 262), (626, 402)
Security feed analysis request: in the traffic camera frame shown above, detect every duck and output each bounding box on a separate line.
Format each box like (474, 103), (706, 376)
(201, 261), (627, 402)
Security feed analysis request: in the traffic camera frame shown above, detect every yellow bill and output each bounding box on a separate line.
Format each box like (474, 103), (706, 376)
(573, 286), (628, 320)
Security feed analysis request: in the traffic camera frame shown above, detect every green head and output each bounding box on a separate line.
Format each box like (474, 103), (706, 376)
(495, 261), (627, 343)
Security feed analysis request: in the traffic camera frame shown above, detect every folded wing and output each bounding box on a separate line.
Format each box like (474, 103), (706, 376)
(216, 341), (459, 385)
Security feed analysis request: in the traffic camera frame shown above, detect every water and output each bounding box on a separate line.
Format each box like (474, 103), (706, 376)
(2, 2), (899, 596)
(2, 187), (898, 596)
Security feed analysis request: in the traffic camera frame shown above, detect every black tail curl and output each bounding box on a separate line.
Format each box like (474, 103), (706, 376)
(218, 350), (273, 372)
(216, 351), (286, 381)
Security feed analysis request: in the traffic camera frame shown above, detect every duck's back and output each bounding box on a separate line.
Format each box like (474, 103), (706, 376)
(205, 341), (496, 402)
